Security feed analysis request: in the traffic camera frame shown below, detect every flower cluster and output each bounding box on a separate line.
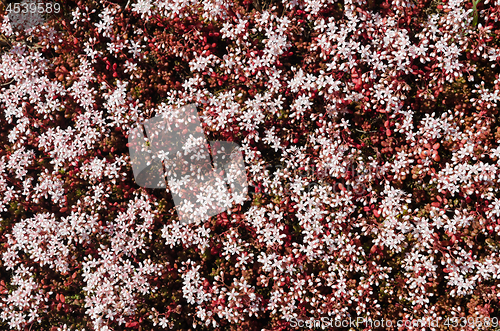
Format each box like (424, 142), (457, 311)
(1, 0), (500, 329)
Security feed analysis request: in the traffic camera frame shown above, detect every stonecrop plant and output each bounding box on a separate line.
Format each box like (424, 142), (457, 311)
(1, 0), (500, 329)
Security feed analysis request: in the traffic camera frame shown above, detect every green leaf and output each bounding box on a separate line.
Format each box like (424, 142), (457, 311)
(472, 0), (482, 27)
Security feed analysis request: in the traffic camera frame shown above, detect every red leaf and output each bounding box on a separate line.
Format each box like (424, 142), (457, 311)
(125, 322), (139, 328)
